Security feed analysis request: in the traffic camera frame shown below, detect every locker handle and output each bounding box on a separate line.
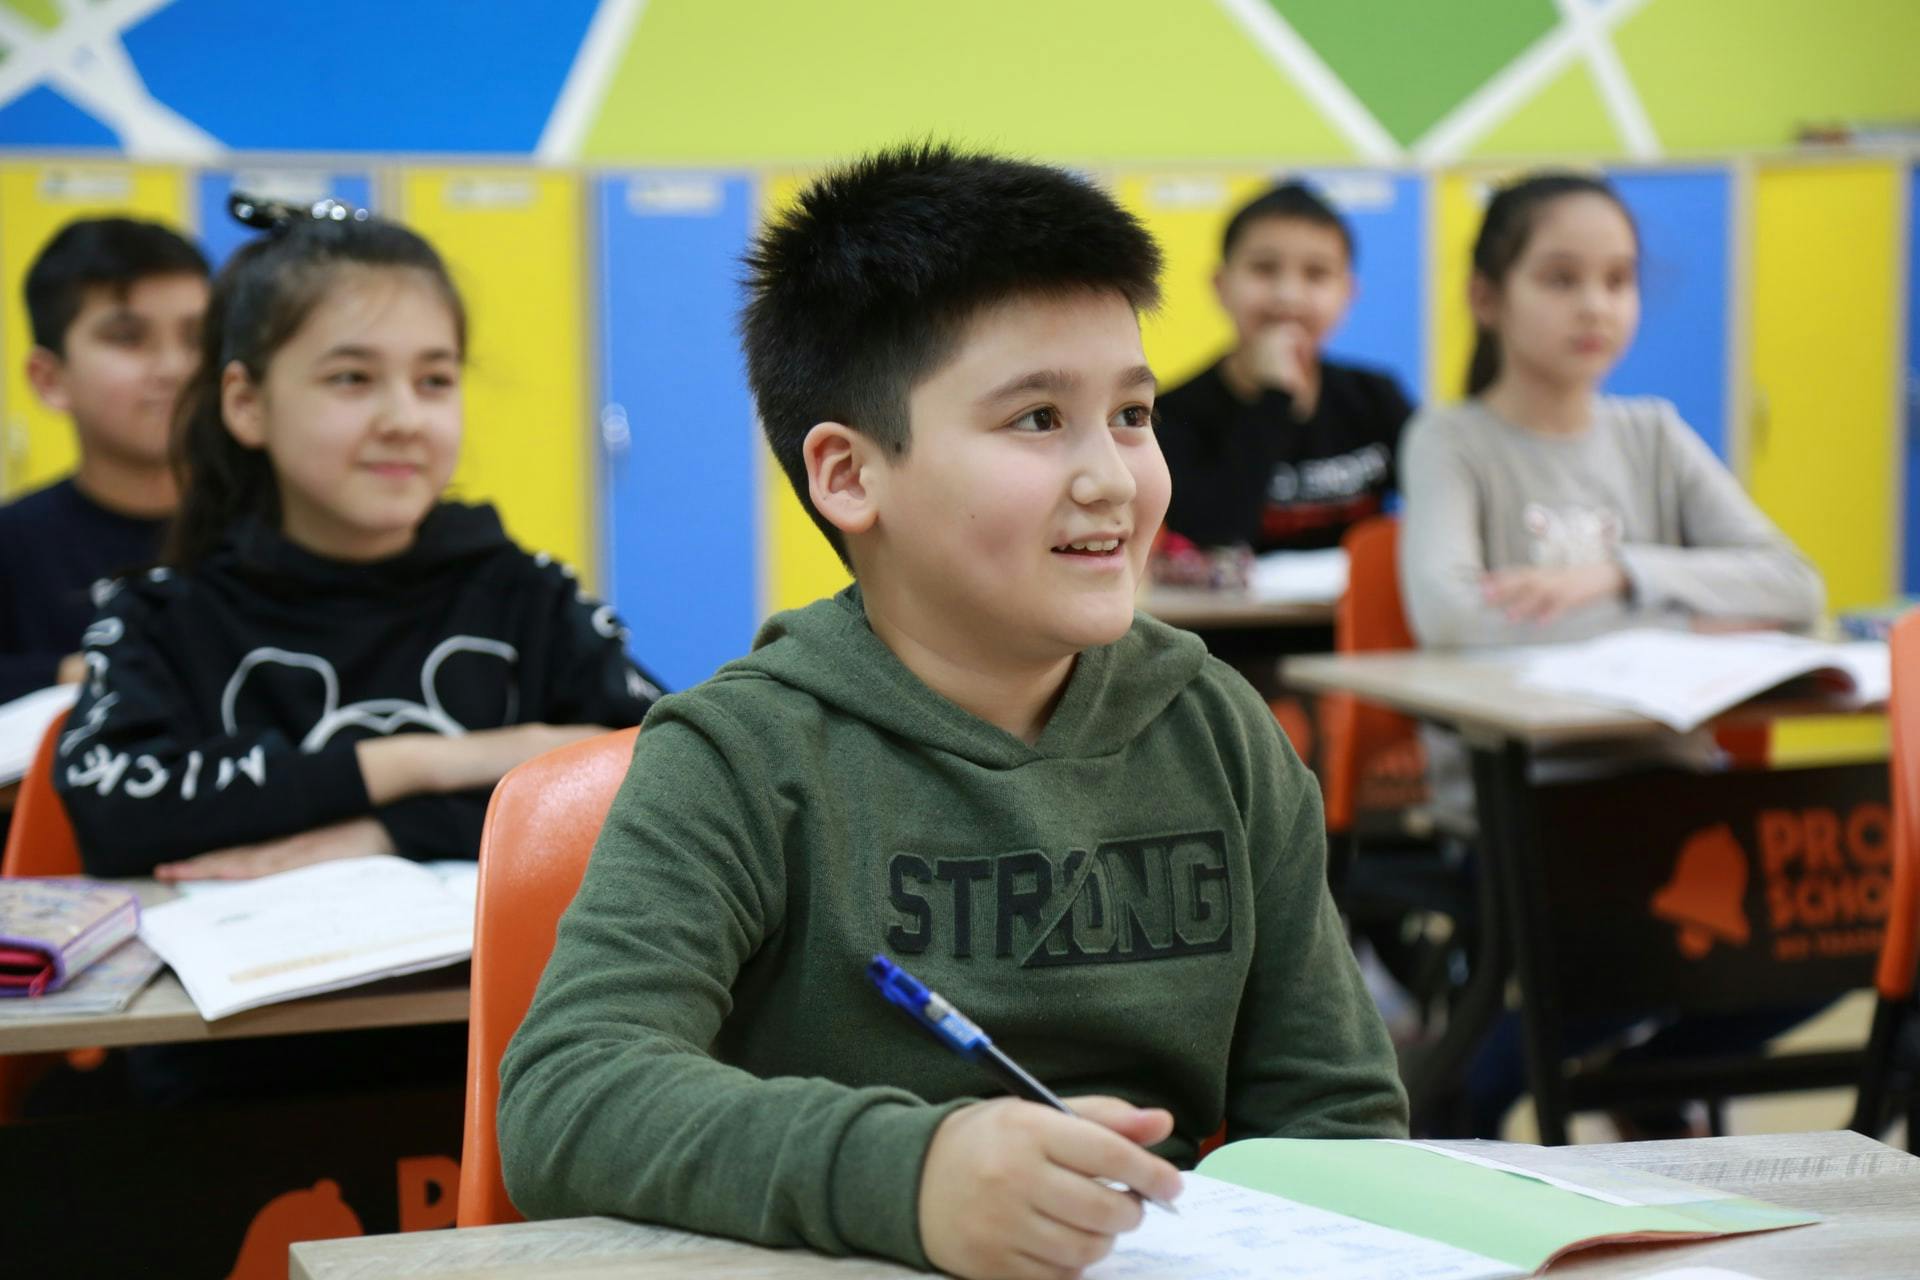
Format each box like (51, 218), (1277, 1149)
(1751, 387), (1769, 459)
(600, 403), (632, 455)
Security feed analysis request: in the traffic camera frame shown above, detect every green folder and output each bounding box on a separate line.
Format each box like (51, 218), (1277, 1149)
(1197, 1139), (1820, 1273)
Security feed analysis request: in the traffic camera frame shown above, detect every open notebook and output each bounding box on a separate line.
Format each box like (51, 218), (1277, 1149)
(0, 683), (79, 786)
(1517, 629), (1889, 732)
(1091, 1138), (1816, 1279)
(138, 855), (476, 1020)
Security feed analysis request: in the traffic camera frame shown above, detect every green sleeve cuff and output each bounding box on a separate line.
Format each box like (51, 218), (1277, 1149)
(827, 1096), (973, 1268)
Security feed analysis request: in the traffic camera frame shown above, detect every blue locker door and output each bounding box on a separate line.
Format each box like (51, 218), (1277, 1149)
(597, 173), (759, 691)
(195, 170), (376, 268)
(1299, 171), (1425, 403)
(1604, 168), (1732, 458)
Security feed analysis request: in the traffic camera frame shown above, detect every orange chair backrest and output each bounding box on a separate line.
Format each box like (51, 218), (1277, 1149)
(457, 726), (640, 1228)
(1321, 516), (1421, 833)
(2, 709), (81, 878)
(1877, 611), (1920, 1001)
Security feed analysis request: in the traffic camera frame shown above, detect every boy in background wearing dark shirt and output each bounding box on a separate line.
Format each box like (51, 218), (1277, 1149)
(0, 217), (208, 703)
(1158, 182), (1412, 554)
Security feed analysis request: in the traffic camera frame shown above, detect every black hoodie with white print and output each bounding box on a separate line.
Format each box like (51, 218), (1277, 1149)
(57, 502), (663, 874)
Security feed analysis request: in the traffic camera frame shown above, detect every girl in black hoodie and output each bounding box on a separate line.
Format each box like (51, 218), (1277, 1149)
(49, 197), (662, 1103)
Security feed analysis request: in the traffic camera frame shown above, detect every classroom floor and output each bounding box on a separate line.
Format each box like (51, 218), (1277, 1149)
(1499, 990), (1908, 1148)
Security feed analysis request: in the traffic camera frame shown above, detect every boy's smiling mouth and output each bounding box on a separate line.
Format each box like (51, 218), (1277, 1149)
(1052, 536), (1126, 557)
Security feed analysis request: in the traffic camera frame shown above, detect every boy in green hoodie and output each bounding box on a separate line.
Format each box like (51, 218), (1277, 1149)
(499, 145), (1407, 1280)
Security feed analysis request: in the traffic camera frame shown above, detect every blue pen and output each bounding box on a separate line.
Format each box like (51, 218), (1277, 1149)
(867, 954), (1179, 1215)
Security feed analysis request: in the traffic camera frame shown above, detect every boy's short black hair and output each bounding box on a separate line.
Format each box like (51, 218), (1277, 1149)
(741, 143), (1163, 561)
(1220, 180), (1354, 266)
(25, 216), (210, 354)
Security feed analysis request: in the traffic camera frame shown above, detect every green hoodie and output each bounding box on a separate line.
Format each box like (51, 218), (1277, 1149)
(498, 587), (1406, 1267)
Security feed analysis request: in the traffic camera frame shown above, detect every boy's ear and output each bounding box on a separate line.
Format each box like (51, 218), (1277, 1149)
(1210, 265), (1229, 312)
(219, 360), (268, 449)
(803, 421), (880, 538)
(25, 346), (70, 413)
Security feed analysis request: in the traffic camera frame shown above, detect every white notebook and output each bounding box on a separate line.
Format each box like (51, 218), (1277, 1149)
(138, 856), (475, 1020)
(1517, 629), (1889, 732)
(1250, 548), (1348, 604)
(0, 683), (79, 785)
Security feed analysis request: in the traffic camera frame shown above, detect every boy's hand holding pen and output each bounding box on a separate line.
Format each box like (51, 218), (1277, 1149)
(869, 956), (1184, 1280)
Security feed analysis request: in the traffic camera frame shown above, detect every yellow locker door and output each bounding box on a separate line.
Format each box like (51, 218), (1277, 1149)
(1111, 171), (1272, 391)
(1427, 172), (1492, 406)
(1749, 158), (1901, 765)
(1748, 159), (1901, 610)
(757, 171), (852, 617)
(395, 169), (592, 583)
(0, 162), (189, 497)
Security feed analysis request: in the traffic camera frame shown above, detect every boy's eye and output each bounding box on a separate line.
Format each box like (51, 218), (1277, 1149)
(420, 372), (459, 392)
(1010, 406), (1061, 433)
(325, 369), (371, 386)
(1111, 404), (1155, 430)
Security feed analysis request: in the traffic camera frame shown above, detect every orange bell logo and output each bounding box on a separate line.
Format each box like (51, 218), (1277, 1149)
(226, 1179), (363, 1280)
(1651, 823), (1752, 958)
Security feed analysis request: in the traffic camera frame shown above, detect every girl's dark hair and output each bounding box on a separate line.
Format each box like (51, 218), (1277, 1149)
(165, 205), (466, 568)
(1464, 172), (1636, 397)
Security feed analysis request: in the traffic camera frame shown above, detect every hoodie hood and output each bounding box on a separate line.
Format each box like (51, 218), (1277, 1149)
(725, 585), (1208, 769)
(215, 502), (516, 601)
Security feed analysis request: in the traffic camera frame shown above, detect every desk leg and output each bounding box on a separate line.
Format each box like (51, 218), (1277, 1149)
(1402, 746), (1515, 1134)
(1476, 740), (1574, 1146)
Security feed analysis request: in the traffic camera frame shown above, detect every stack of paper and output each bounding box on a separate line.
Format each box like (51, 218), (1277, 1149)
(138, 856), (475, 1020)
(1517, 629), (1889, 731)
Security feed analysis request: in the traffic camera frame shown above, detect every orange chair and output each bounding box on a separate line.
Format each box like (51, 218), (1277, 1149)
(457, 726), (640, 1227)
(0, 709), (87, 1122)
(1318, 515), (1424, 838)
(1, 709), (81, 878)
(1852, 610), (1920, 1144)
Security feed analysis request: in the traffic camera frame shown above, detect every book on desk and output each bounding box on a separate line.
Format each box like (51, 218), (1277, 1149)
(1517, 629), (1889, 732)
(138, 855), (477, 1020)
(1105, 1136), (1815, 1278)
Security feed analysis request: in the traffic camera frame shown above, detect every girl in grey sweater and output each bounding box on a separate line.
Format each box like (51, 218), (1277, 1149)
(1398, 172), (1825, 1138)
(1400, 177), (1820, 646)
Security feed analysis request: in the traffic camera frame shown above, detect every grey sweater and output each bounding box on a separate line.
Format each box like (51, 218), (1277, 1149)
(1398, 397), (1823, 648)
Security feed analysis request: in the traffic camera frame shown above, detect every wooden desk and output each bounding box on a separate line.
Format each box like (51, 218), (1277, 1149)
(290, 1130), (1920, 1280)
(1285, 650), (1671, 747)
(0, 964), (469, 1055)
(1283, 649), (1886, 1144)
(1284, 649), (1874, 748)
(1140, 587), (1334, 631)
(0, 879), (470, 1056)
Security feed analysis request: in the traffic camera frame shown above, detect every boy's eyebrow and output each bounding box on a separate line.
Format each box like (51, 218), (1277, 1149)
(978, 364), (1157, 405)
